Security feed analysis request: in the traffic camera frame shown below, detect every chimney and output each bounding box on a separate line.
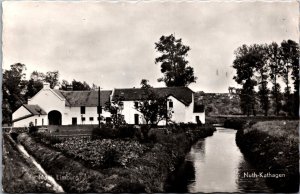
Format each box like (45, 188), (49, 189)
(43, 82), (50, 89)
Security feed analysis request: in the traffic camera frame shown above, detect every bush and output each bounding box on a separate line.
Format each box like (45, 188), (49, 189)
(92, 125), (140, 139)
(102, 148), (120, 168)
(92, 126), (119, 139)
(28, 122), (39, 134)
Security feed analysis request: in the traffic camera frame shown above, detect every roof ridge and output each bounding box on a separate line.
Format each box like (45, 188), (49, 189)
(58, 90), (112, 92)
(114, 86), (191, 90)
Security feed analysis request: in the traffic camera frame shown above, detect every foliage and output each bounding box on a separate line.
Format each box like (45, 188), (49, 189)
(134, 80), (172, 125)
(28, 122), (39, 134)
(233, 45), (258, 116)
(44, 71), (59, 89)
(155, 34), (197, 87)
(236, 120), (299, 192)
(2, 63), (28, 124)
(72, 79), (91, 91)
(233, 40), (299, 117)
(267, 42), (283, 115)
(104, 95), (126, 126)
(51, 137), (147, 169)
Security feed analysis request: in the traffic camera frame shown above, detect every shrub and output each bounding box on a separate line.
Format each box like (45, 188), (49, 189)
(28, 122), (39, 134)
(118, 125), (136, 138)
(102, 148), (120, 168)
(92, 126), (118, 139)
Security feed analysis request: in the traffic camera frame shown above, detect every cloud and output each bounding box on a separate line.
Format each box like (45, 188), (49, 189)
(3, 1), (298, 92)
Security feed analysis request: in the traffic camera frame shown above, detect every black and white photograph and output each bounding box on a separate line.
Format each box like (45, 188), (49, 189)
(2, 0), (299, 193)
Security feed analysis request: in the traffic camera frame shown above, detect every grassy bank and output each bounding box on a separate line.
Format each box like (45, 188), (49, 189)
(2, 133), (56, 193)
(236, 120), (299, 192)
(223, 116), (297, 130)
(18, 124), (215, 192)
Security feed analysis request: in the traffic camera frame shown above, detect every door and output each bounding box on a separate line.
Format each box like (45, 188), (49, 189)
(134, 114), (139, 125)
(72, 117), (77, 125)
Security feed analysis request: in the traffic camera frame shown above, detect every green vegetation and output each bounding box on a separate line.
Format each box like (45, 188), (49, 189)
(236, 120), (299, 192)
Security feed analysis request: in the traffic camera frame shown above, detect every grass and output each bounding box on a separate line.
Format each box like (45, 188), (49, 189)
(244, 120), (298, 140)
(236, 120), (299, 192)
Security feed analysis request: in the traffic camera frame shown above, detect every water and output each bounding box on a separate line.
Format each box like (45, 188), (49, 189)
(17, 144), (65, 192)
(167, 127), (273, 193)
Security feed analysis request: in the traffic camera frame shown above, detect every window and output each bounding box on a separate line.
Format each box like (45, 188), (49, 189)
(89, 117), (94, 121)
(169, 101), (173, 108)
(81, 117), (86, 121)
(80, 106), (86, 114)
(35, 119), (37, 126)
(42, 119), (44, 126)
(97, 106), (102, 114)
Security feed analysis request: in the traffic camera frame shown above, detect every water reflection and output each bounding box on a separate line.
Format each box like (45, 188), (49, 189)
(237, 158), (273, 192)
(167, 127), (272, 193)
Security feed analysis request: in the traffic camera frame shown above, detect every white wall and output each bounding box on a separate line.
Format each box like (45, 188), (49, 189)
(168, 96), (188, 123)
(121, 101), (145, 124)
(186, 93), (205, 124)
(13, 106), (31, 120)
(63, 106), (111, 125)
(13, 115), (47, 127)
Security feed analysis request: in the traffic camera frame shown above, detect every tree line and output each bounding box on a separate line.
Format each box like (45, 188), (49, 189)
(233, 40), (299, 117)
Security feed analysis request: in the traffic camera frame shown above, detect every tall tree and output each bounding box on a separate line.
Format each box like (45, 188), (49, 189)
(135, 79), (172, 125)
(253, 44), (270, 116)
(25, 71), (45, 99)
(44, 71), (59, 89)
(2, 63), (28, 124)
(267, 42), (283, 115)
(233, 45), (257, 116)
(155, 34), (197, 87)
(280, 40), (298, 116)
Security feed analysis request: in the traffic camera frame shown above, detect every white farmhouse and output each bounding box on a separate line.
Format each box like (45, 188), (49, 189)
(12, 83), (112, 127)
(12, 83), (205, 127)
(112, 87), (205, 125)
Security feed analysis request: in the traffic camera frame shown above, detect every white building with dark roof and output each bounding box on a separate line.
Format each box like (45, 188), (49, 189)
(12, 83), (205, 127)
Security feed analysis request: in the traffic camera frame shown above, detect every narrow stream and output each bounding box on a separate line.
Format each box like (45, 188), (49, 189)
(17, 144), (64, 192)
(167, 127), (273, 193)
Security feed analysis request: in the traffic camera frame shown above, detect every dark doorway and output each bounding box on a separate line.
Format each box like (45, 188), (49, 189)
(48, 110), (62, 125)
(134, 114), (139, 125)
(72, 117), (77, 125)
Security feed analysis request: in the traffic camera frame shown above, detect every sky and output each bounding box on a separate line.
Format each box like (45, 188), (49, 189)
(2, 1), (299, 93)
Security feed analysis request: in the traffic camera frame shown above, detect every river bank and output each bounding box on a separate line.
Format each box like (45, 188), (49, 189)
(17, 124), (216, 192)
(236, 120), (299, 192)
(2, 133), (57, 193)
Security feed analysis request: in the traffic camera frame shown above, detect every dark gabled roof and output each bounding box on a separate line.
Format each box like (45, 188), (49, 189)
(23, 104), (47, 115)
(113, 87), (194, 106)
(13, 104), (47, 123)
(53, 90), (112, 107)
